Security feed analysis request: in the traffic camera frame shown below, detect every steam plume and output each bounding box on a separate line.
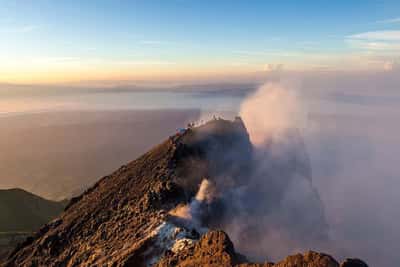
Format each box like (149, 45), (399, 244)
(239, 82), (305, 145)
(170, 179), (216, 230)
(170, 82), (328, 261)
(201, 82), (328, 261)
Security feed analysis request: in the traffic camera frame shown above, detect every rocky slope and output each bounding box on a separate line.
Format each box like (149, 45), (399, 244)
(2, 118), (368, 267)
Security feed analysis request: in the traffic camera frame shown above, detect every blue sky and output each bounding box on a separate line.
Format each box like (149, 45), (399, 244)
(1, 0), (400, 83)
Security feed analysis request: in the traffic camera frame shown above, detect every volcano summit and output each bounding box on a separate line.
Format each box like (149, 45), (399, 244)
(3, 118), (367, 267)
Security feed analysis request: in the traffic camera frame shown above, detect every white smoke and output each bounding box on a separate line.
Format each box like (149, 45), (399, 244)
(214, 81), (330, 261)
(169, 179), (216, 230)
(169, 83), (335, 262)
(239, 82), (306, 146)
(193, 179), (216, 203)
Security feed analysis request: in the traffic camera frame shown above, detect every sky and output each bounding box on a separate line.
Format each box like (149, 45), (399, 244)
(1, 0), (400, 84)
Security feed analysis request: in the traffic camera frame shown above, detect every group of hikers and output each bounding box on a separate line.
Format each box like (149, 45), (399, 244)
(173, 115), (227, 138)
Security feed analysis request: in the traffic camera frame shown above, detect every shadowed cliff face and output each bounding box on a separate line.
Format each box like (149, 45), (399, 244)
(2, 118), (367, 267)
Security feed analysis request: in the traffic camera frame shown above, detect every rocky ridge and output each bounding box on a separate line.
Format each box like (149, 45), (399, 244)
(2, 118), (368, 267)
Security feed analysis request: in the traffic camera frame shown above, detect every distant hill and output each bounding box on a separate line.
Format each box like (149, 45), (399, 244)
(0, 188), (65, 232)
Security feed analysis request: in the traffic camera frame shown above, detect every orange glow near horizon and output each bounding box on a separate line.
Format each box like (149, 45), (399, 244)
(0, 53), (395, 86)
(0, 63), (265, 85)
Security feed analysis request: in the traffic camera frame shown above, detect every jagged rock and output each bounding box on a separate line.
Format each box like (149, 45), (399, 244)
(157, 232), (342, 267)
(156, 230), (241, 267)
(271, 251), (339, 267)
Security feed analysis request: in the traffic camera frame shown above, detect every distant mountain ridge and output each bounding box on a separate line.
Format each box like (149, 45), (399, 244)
(0, 188), (65, 232)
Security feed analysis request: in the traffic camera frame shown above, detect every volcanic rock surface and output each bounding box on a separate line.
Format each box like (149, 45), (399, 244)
(2, 118), (368, 267)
